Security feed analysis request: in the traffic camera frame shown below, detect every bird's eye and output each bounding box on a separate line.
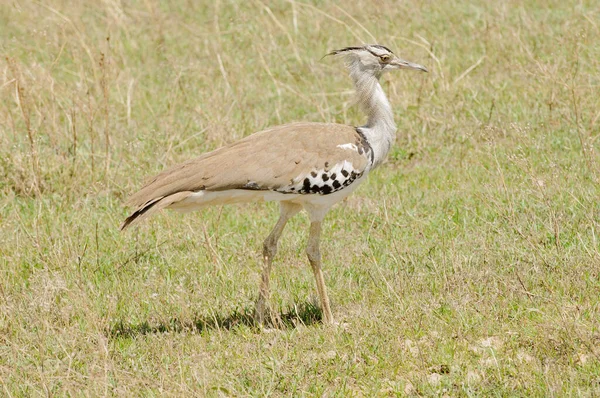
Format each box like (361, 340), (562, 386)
(379, 54), (391, 63)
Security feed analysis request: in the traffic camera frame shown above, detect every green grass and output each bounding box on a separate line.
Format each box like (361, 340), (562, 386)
(1, 0), (599, 395)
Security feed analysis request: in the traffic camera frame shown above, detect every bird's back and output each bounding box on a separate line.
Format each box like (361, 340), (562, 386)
(122, 122), (373, 228)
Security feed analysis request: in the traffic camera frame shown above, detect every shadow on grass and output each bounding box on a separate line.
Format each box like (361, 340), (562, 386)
(108, 301), (323, 339)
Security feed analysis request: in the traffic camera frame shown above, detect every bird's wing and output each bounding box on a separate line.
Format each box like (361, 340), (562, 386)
(125, 122), (371, 208)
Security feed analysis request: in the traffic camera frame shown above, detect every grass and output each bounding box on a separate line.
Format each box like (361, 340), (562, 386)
(1, 0), (599, 395)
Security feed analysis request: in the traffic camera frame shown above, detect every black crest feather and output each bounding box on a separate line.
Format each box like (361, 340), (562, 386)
(324, 44), (394, 59)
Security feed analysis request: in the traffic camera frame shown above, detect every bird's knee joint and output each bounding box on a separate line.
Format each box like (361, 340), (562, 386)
(306, 245), (320, 264)
(263, 239), (277, 259)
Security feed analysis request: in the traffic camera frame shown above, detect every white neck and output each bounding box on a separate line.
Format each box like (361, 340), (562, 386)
(349, 67), (397, 167)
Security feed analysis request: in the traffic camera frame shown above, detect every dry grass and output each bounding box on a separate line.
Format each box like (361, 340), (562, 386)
(1, 0), (599, 395)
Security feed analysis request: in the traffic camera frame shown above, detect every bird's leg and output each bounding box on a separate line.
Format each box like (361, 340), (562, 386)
(306, 221), (334, 325)
(255, 202), (301, 325)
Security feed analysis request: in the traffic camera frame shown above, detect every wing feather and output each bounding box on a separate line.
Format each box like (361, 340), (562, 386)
(125, 122), (370, 209)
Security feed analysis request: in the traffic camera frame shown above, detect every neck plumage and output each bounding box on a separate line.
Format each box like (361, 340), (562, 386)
(348, 65), (397, 167)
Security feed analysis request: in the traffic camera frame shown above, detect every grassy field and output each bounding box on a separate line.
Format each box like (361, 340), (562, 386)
(1, 0), (599, 395)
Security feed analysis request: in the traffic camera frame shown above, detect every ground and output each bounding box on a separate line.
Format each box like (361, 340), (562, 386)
(1, 0), (599, 395)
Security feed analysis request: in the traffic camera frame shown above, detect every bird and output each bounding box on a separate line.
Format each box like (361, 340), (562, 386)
(121, 44), (427, 325)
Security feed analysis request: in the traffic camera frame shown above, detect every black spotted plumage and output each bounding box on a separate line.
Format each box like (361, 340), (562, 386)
(269, 125), (374, 197)
(276, 161), (366, 196)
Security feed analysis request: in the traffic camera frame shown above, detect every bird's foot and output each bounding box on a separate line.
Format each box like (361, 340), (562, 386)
(254, 298), (278, 328)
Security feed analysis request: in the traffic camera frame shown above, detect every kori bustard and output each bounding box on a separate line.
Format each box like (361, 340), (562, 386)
(122, 45), (427, 325)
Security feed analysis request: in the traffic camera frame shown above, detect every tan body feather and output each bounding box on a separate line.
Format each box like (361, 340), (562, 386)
(122, 122), (370, 229)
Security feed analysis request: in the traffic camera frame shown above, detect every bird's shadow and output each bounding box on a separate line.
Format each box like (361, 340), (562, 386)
(108, 301), (323, 339)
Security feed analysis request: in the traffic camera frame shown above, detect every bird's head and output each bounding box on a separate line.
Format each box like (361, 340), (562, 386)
(327, 44), (427, 78)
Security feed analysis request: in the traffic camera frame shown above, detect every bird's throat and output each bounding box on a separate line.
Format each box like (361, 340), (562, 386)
(350, 70), (397, 167)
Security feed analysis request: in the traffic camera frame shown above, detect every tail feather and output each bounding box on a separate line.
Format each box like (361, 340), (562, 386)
(120, 191), (192, 230)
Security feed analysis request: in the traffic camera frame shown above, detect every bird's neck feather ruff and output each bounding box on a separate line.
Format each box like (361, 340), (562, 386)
(347, 60), (397, 168)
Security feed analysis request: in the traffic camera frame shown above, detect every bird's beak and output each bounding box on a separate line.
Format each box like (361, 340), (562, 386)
(391, 56), (428, 72)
